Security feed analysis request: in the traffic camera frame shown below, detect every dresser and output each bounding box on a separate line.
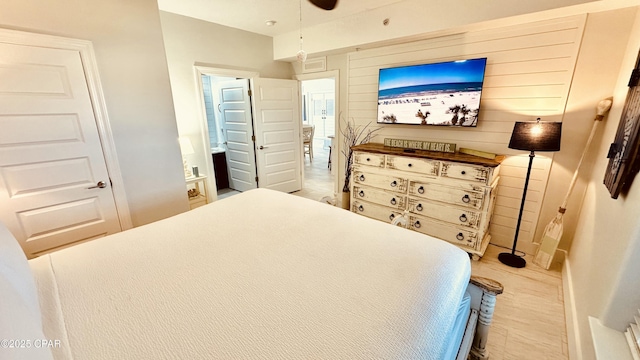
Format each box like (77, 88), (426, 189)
(349, 143), (503, 260)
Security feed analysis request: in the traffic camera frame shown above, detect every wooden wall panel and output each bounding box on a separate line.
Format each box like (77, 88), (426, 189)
(346, 15), (586, 252)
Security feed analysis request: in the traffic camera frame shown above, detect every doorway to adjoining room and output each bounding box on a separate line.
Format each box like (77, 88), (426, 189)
(200, 74), (243, 200)
(197, 69), (337, 203)
(294, 78), (336, 201)
(197, 69), (303, 200)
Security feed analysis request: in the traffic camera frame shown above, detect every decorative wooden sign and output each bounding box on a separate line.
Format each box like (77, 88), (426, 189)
(604, 50), (640, 199)
(384, 138), (456, 153)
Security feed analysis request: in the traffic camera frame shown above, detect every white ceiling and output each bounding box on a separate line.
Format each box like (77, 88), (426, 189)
(157, 0), (406, 37)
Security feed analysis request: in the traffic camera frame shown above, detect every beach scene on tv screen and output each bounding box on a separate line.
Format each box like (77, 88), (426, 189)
(377, 58), (486, 126)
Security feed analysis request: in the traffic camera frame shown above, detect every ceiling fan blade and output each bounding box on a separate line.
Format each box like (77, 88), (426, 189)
(308, 0), (338, 10)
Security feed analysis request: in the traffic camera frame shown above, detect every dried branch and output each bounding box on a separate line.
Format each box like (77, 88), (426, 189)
(340, 118), (381, 192)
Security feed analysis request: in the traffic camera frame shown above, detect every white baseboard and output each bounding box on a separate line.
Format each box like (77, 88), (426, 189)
(589, 316), (634, 360)
(562, 251), (582, 360)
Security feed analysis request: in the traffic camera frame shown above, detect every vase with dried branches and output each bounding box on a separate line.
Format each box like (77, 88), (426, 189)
(340, 118), (381, 209)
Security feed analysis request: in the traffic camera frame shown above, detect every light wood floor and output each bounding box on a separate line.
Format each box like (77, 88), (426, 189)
(292, 142), (335, 201)
(216, 145), (569, 360)
(472, 246), (568, 360)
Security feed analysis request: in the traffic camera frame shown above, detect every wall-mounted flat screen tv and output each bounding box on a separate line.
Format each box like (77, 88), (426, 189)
(377, 57), (487, 126)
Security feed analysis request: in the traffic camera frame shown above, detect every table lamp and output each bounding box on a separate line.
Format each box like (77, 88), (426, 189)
(499, 118), (562, 268)
(179, 136), (195, 179)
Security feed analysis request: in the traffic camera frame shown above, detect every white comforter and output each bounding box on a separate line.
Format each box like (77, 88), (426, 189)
(29, 189), (471, 359)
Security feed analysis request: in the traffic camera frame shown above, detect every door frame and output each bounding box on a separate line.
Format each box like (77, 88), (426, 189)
(193, 66), (260, 201)
(215, 78), (257, 192)
(251, 78), (302, 193)
(295, 70), (340, 196)
(0, 28), (132, 230)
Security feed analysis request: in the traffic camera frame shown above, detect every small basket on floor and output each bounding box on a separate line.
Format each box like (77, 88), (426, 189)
(319, 194), (337, 206)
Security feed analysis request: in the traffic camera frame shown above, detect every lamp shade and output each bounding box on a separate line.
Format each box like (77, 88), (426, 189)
(309, 0), (338, 10)
(508, 121), (562, 152)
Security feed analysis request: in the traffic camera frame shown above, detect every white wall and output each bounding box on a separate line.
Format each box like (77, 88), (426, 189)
(344, 15), (587, 254)
(0, 0), (189, 227)
(534, 7), (638, 257)
(273, 0), (612, 60)
(567, 7), (640, 359)
(292, 7), (638, 258)
(294, 4), (639, 260)
(159, 12), (293, 196)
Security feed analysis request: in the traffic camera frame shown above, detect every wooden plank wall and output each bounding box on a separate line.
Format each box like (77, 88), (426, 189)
(346, 15), (586, 253)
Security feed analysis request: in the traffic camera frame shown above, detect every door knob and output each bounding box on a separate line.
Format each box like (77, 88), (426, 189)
(88, 181), (107, 189)
(259, 145), (268, 150)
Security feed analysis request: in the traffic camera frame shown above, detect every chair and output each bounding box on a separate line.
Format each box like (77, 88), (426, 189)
(303, 125), (315, 161)
(327, 135), (334, 170)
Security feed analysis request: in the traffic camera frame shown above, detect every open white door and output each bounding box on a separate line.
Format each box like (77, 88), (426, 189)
(251, 78), (302, 193)
(0, 41), (121, 257)
(217, 79), (257, 192)
(309, 91), (335, 138)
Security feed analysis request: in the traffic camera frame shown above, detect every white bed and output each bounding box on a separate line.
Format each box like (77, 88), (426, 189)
(0, 188), (502, 360)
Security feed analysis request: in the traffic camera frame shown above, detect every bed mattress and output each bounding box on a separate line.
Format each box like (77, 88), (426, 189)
(29, 188), (472, 359)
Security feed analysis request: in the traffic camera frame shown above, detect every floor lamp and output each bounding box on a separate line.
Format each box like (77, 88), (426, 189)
(499, 119), (562, 268)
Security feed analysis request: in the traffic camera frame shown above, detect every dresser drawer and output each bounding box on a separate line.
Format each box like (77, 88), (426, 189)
(408, 199), (481, 228)
(408, 181), (484, 209)
(441, 162), (492, 184)
(352, 170), (407, 192)
(348, 145), (502, 259)
(353, 186), (406, 210)
(351, 200), (403, 224)
(409, 216), (480, 249)
(354, 152), (384, 167)
(386, 155), (439, 176)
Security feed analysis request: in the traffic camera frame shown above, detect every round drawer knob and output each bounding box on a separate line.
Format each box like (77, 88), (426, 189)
(390, 198), (397, 205)
(408, 163), (413, 167)
(366, 158), (371, 162)
(389, 214), (395, 221)
(418, 186), (425, 194)
(461, 170), (467, 175)
(459, 214), (468, 222)
(359, 174), (365, 181)
(390, 180), (397, 187)
(416, 204), (423, 212)
(414, 221), (421, 229)
(456, 233), (465, 241)
(358, 205), (364, 212)
(462, 194), (471, 203)
(358, 190), (365, 197)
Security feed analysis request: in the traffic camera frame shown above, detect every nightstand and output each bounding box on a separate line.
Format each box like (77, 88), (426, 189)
(186, 175), (208, 210)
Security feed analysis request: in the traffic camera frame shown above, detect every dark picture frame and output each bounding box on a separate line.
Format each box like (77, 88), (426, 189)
(604, 49), (640, 199)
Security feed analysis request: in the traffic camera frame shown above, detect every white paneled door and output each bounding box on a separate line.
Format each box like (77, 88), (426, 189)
(217, 79), (258, 192)
(0, 42), (121, 257)
(252, 78), (302, 193)
(310, 91), (335, 138)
